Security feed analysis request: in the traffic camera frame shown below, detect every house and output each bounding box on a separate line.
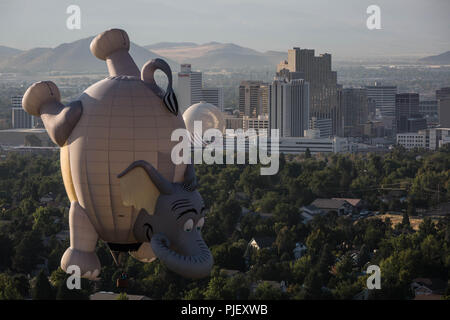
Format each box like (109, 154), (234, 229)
(411, 278), (447, 300)
(332, 198), (363, 213)
(293, 242), (307, 260)
(90, 291), (151, 300)
(300, 205), (323, 223)
(301, 198), (355, 221)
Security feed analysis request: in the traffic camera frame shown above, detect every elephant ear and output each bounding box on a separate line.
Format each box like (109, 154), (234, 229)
(117, 160), (174, 215)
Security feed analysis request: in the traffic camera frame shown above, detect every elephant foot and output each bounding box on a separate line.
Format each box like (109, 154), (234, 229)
(61, 247), (101, 281)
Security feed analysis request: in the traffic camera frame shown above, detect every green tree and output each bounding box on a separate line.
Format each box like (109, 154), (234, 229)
(12, 230), (44, 273)
(32, 270), (55, 300)
(13, 274), (30, 298)
(250, 282), (284, 300)
(0, 273), (22, 300)
(56, 280), (89, 300)
(304, 148), (312, 159)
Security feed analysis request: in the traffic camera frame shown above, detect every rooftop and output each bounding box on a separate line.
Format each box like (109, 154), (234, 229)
(311, 198), (349, 210)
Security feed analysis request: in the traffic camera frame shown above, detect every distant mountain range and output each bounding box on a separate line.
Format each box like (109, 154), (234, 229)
(144, 42), (287, 70)
(0, 38), (177, 73)
(0, 45), (22, 60)
(418, 51), (450, 64)
(4, 35), (446, 74)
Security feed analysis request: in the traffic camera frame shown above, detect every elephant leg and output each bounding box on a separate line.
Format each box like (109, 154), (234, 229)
(129, 242), (156, 263)
(61, 201), (101, 280)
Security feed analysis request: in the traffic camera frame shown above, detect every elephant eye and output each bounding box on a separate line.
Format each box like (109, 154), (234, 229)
(196, 217), (205, 230)
(184, 219), (194, 232)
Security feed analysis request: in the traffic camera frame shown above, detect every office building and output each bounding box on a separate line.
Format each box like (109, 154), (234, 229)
(177, 64), (225, 114)
(366, 84), (397, 118)
(11, 95), (22, 108)
(367, 97), (377, 120)
(406, 117), (427, 132)
(224, 114), (243, 130)
(11, 95), (42, 129)
(269, 77), (310, 138)
(12, 108), (33, 129)
(242, 115), (269, 134)
(436, 87), (450, 101)
(177, 64), (203, 114)
(239, 81), (269, 117)
(341, 88), (368, 137)
(223, 134), (349, 155)
(437, 87), (450, 127)
(395, 93), (420, 133)
(364, 121), (385, 138)
(397, 128), (450, 150)
(419, 100), (438, 123)
(201, 88), (224, 111)
(309, 117), (332, 138)
(280, 48), (338, 135)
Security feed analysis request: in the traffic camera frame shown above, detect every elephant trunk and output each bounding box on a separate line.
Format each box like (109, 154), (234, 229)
(151, 233), (213, 279)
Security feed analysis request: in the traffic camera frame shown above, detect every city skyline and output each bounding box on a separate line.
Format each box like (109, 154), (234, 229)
(0, 0), (449, 59)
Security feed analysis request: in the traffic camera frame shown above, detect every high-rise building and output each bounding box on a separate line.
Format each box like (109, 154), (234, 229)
(11, 95), (22, 108)
(239, 81), (269, 117)
(436, 87), (450, 101)
(242, 115), (269, 134)
(12, 108), (32, 128)
(260, 84), (269, 116)
(309, 117), (332, 138)
(367, 98), (377, 120)
(340, 88), (368, 137)
(437, 87), (450, 127)
(395, 93), (420, 133)
(177, 64), (203, 114)
(366, 84), (397, 118)
(335, 85), (345, 137)
(439, 99), (450, 128)
(269, 77), (309, 138)
(419, 100), (438, 123)
(11, 95), (42, 129)
(11, 95), (33, 128)
(201, 88), (224, 111)
(281, 48), (338, 135)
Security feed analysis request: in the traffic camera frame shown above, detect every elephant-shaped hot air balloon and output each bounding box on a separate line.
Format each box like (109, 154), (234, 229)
(21, 29), (213, 280)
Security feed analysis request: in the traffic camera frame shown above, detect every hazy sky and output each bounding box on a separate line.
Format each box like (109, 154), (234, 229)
(0, 0), (449, 58)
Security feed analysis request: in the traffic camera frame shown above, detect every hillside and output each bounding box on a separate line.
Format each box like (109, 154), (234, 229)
(419, 51), (450, 64)
(0, 38), (178, 74)
(145, 42), (286, 70)
(0, 45), (23, 60)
